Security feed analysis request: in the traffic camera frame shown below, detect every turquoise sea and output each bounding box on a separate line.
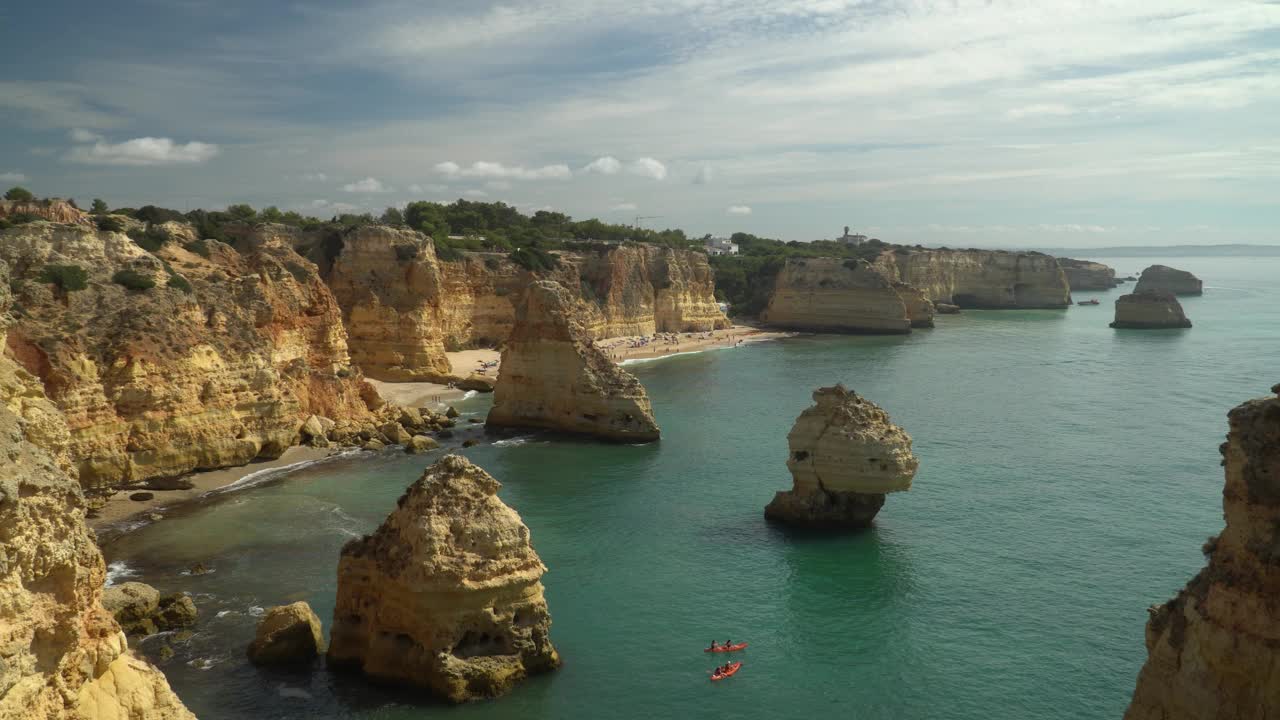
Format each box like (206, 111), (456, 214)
(102, 256), (1279, 719)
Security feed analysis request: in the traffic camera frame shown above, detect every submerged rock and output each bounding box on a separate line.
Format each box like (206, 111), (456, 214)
(487, 280), (659, 442)
(247, 601), (326, 666)
(405, 434), (440, 454)
(328, 455), (559, 703)
(1124, 386), (1280, 718)
(1133, 264), (1202, 296)
(765, 385), (918, 529)
(1110, 291), (1192, 329)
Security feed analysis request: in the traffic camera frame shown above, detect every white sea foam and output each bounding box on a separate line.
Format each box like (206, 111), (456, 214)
(462, 390), (478, 400)
(105, 561), (138, 587)
(205, 449), (360, 497)
(492, 436), (537, 447)
(187, 655), (225, 671)
(248, 605), (265, 617)
(277, 685), (314, 700)
(620, 348), (722, 366)
(215, 610), (236, 619)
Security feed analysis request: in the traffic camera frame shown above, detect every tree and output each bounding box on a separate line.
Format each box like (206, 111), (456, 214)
(226, 203), (257, 221)
(37, 264), (89, 292)
(4, 187), (34, 202)
(404, 201), (450, 237)
(380, 206), (404, 226)
(259, 206), (283, 223)
(91, 198), (109, 215)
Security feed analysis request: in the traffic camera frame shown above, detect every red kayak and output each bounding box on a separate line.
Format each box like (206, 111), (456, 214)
(705, 642), (748, 653)
(710, 662), (742, 681)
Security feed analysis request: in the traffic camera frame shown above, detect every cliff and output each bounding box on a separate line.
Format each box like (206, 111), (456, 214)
(320, 228), (728, 381)
(1124, 386), (1280, 719)
(765, 385), (918, 528)
(328, 455), (559, 703)
(487, 281), (660, 441)
(760, 258), (911, 334)
(0, 220), (384, 489)
(894, 282), (936, 329)
(1057, 257), (1118, 291)
(874, 248), (1070, 308)
(1134, 265), (1203, 296)
(1110, 291), (1192, 329)
(0, 260), (193, 720)
(0, 199), (89, 226)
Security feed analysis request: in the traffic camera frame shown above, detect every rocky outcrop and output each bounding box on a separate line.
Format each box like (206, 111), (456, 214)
(0, 260), (193, 719)
(100, 583), (196, 637)
(1110, 291), (1192, 329)
(760, 258), (911, 334)
(1134, 264), (1203, 296)
(1057, 257), (1118, 290)
(319, 228), (728, 381)
(328, 455), (559, 703)
(0, 221), (385, 489)
(1124, 386), (1280, 719)
(247, 602), (325, 666)
(487, 281), (660, 442)
(894, 282), (936, 329)
(0, 199), (89, 226)
(874, 248), (1070, 308)
(765, 385), (918, 529)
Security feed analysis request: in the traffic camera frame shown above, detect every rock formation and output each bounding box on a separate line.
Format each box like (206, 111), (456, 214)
(1057, 257), (1118, 290)
(487, 280), (660, 442)
(874, 248), (1070, 308)
(760, 258), (911, 334)
(328, 455), (559, 703)
(100, 583), (197, 636)
(894, 282), (936, 328)
(0, 260), (193, 719)
(1110, 291), (1192, 329)
(1134, 264), (1203, 296)
(765, 385), (919, 529)
(1124, 385), (1280, 719)
(0, 199), (89, 226)
(0, 220), (392, 489)
(247, 602), (325, 666)
(319, 227), (728, 381)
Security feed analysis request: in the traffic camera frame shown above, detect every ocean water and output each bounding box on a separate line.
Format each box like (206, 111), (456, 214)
(102, 256), (1279, 719)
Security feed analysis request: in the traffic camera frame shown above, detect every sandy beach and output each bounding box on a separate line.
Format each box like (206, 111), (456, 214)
(596, 325), (790, 362)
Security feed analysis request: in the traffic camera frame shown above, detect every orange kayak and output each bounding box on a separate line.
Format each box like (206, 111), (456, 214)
(711, 662), (742, 681)
(705, 642), (748, 653)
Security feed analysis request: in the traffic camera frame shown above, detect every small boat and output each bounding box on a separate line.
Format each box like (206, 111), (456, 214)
(711, 662), (743, 681)
(705, 642), (748, 653)
(1077, 299), (1100, 306)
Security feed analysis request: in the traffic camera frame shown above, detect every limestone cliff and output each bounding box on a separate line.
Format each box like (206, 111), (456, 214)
(328, 455), (559, 703)
(0, 220), (383, 489)
(487, 281), (660, 441)
(765, 385), (918, 529)
(319, 228), (728, 381)
(0, 199), (89, 226)
(1110, 291), (1192, 329)
(1134, 264), (1203, 296)
(760, 258), (911, 334)
(1057, 257), (1118, 291)
(874, 248), (1070, 308)
(1124, 386), (1280, 719)
(894, 282), (936, 329)
(0, 261), (193, 720)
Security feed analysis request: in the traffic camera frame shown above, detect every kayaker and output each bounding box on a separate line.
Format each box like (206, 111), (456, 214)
(709, 640), (718, 650)
(724, 639), (731, 648)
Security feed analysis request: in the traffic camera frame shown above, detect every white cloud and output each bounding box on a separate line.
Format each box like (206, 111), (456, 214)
(435, 160), (571, 180)
(463, 189), (488, 197)
(0, 172), (27, 183)
(628, 157), (667, 180)
(342, 176), (390, 193)
(300, 172), (328, 181)
(485, 180), (512, 191)
(66, 135), (219, 166)
(309, 199), (360, 213)
(70, 128), (102, 143)
(583, 156), (622, 174)
(727, 205), (752, 215)
(407, 183), (448, 194)
(693, 165), (714, 184)
(610, 202), (638, 211)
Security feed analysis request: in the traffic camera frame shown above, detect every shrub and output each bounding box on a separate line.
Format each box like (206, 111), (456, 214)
(96, 215), (127, 232)
(37, 264), (89, 292)
(90, 198), (109, 215)
(508, 246), (559, 272)
(484, 257), (501, 271)
(111, 269), (155, 291)
(183, 239), (211, 258)
(434, 239), (464, 262)
(284, 261), (310, 283)
(0, 219), (10, 230)
(127, 226), (168, 252)
(166, 274), (193, 294)
(5, 213), (39, 225)
(4, 187), (34, 202)
(394, 244), (419, 262)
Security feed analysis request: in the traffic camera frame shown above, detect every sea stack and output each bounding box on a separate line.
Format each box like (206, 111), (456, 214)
(1110, 291), (1192, 329)
(328, 455), (559, 703)
(894, 282), (936, 328)
(765, 385), (919, 529)
(1124, 386), (1280, 719)
(486, 280), (660, 441)
(760, 258), (912, 333)
(1133, 264), (1203, 296)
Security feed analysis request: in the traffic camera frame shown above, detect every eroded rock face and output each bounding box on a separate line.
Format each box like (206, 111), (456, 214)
(1124, 386), (1280, 719)
(765, 385), (918, 529)
(0, 260), (193, 719)
(894, 282), (936, 329)
(487, 280), (660, 442)
(0, 199), (89, 225)
(1134, 264), (1203, 296)
(761, 258), (911, 334)
(328, 455), (559, 703)
(1110, 291), (1192, 329)
(874, 248), (1070, 308)
(1057, 258), (1118, 290)
(0, 221), (382, 489)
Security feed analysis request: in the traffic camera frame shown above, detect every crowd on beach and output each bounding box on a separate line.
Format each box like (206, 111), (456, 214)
(595, 330), (746, 362)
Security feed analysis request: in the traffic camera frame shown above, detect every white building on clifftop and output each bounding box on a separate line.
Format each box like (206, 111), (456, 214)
(837, 226), (867, 245)
(705, 237), (739, 256)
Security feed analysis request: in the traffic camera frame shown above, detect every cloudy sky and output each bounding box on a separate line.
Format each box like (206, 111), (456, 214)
(1, 0), (1277, 247)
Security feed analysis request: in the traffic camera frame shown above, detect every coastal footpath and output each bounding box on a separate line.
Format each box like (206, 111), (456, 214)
(0, 261), (194, 720)
(1125, 385), (1280, 718)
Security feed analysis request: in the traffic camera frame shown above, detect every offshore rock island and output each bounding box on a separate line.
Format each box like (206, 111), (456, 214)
(1133, 264), (1203, 296)
(1110, 291), (1193, 329)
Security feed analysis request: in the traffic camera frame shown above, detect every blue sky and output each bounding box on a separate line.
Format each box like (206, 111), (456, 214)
(1, 0), (1278, 247)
